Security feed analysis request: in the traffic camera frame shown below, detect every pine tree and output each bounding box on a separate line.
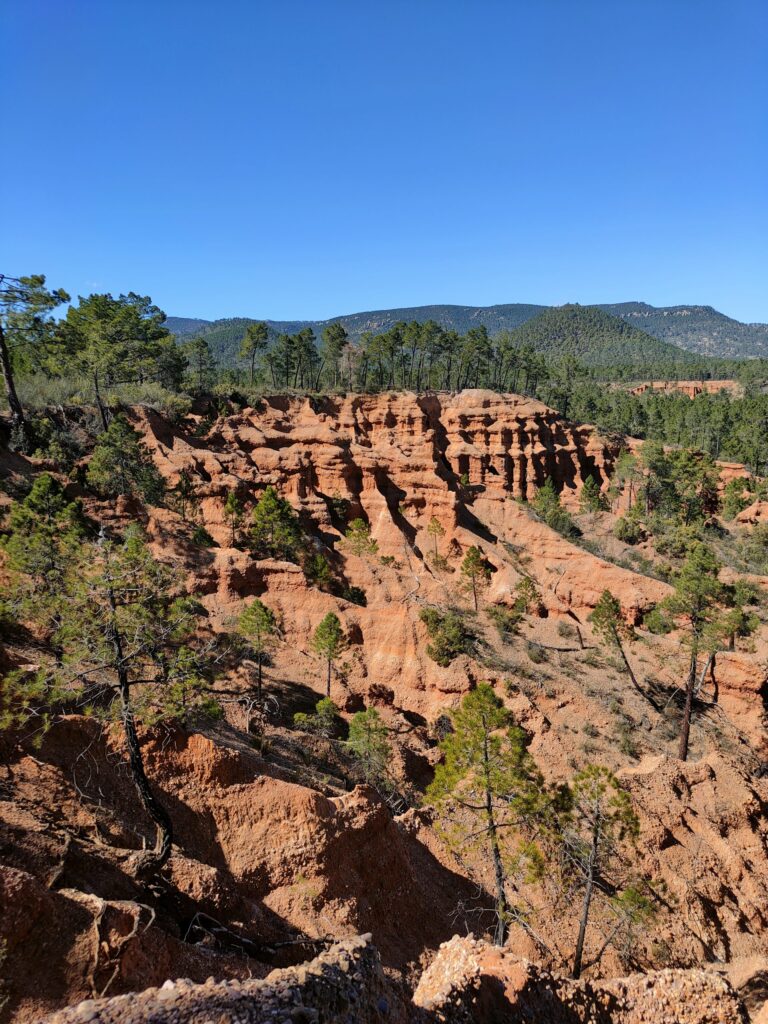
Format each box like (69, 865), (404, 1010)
(66, 530), (218, 874)
(589, 590), (652, 705)
(579, 476), (605, 513)
(59, 292), (173, 430)
(426, 684), (544, 945)
(343, 518), (378, 558)
(426, 515), (446, 558)
(170, 469), (198, 523)
(461, 546), (491, 611)
(304, 551), (334, 590)
(321, 323), (348, 388)
(638, 442), (677, 518)
(7, 524), (219, 876)
(86, 415), (165, 505)
(0, 274), (69, 434)
(237, 599), (277, 698)
(346, 708), (391, 786)
(311, 612), (347, 696)
(721, 478), (750, 520)
(184, 336), (217, 393)
(2, 473), (85, 651)
(223, 490), (244, 546)
(612, 450), (641, 512)
(513, 576), (541, 616)
(561, 765), (641, 978)
(250, 486), (303, 560)
(239, 322), (269, 386)
(659, 543), (725, 760)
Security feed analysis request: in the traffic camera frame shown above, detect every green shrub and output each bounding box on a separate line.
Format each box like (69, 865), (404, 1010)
(644, 607), (672, 634)
(531, 479), (579, 538)
(420, 607), (473, 666)
(191, 524), (215, 547)
(293, 697), (340, 738)
(106, 382), (192, 422)
(486, 603), (521, 641)
(655, 523), (703, 559)
(526, 642), (548, 664)
(514, 576), (541, 614)
(304, 551), (334, 589)
(614, 720), (639, 759)
(581, 650), (603, 668)
(343, 518), (378, 557)
(722, 478), (751, 520)
(614, 517), (642, 544)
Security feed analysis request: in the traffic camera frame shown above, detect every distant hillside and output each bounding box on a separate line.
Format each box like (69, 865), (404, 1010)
(166, 300), (768, 365)
(599, 302), (768, 359)
(165, 304), (547, 364)
(506, 304), (696, 367)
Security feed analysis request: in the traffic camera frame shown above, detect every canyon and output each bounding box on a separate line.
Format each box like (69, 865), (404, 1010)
(2, 390), (768, 1023)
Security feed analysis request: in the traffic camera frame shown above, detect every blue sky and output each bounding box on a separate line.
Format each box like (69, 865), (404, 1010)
(2, 1), (766, 323)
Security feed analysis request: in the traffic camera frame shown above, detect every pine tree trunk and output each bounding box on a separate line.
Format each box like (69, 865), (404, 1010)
(572, 816), (600, 978)
(678, 647), (698, 762)
(93, 370), (109, 431)
(119, 690), (173, 874)
(482, 726), (509, 945)
(0, 324), (25, 427)
(106, 580), (172, 876)
(327, 658), (331, 698)
(612, 627), (652, 705)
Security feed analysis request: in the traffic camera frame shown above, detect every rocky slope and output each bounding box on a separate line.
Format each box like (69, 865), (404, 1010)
(35, 933), (753, 1024)
(2, 390), (768, 1022)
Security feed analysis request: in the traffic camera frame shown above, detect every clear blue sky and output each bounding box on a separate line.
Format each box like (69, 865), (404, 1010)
(2, 0), (767, 323)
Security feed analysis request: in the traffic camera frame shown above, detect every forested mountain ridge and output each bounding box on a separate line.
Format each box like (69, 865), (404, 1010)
(166, 304), (693, 370)
(601, 302), (768, 359)
(165, 303), (547, 357)
(165, 303), (546, 341)
(499, 304), (696, 367)
(166, 300), (768, 361)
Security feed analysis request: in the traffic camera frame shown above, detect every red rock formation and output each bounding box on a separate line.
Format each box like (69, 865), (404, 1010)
(627, 380), (743, 399)
(737, 500), (768, 526)
(3, 391), (768, 1022)
(414, 935), (747, 1023)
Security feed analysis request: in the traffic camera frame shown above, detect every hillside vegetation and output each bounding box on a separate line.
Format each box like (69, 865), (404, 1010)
(602, 301), (768, 359)
(503, 304), (695, 367)
(167, 299), (768, 362)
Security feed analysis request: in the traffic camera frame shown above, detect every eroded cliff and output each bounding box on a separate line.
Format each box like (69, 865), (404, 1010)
(2, 390), (768, 1023)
